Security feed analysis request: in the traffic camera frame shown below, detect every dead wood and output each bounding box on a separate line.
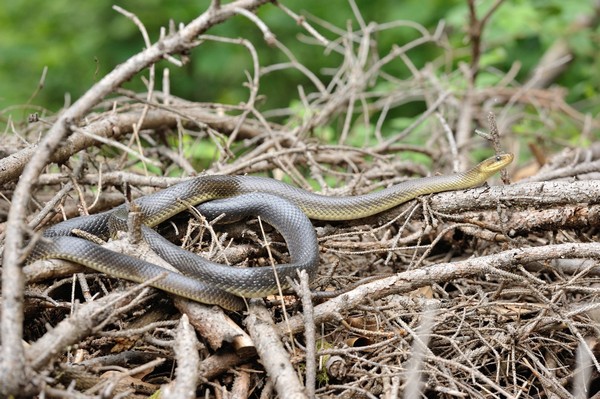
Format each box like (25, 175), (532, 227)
(2, 2), (600, 398)
(174, 299), (256, 357)
(245, 300), (308, 399)
(161, 315), (201, 399)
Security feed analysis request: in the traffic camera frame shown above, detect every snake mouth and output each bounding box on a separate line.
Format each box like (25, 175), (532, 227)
(479, 153), (514, 174)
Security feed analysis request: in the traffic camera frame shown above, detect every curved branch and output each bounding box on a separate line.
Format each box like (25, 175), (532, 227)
(0, 1), (271, 395)
(277, 242), (600, 336)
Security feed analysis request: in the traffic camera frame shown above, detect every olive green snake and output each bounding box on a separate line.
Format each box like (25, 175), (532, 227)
(29, 153), (513, 310)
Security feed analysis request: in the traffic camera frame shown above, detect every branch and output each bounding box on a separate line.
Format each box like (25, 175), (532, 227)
(427, 180), (600, 213)
(277, 243), (600, 336)
(162, 315), (200, 399)
(0, 1), (272, 395)
(0, 105), (268, 187)
(26, 289), (153, 372)
(245, 300), (308, 398)
(174, 299), (256, 357)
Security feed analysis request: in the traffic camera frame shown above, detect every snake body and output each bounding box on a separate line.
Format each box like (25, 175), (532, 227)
(30, 153), (513, 310)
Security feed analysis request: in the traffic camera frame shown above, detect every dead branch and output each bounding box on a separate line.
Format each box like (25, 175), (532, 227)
(278, 242), (600, 336)
(245, 300), (308, 399)
(230, 365), (253, 398)
(26, 289), (154, 372)
(291, 270), (317, 398)
(162, 315), (200, 399)
(0, 105), (269, 187)
(174, 299), (256, 357)
(0, 1), (274, 395)
(428, 180), (600, 213)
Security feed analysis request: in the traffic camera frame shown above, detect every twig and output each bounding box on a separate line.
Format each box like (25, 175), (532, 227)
(277, 242), (600, 336)
(162, 315), (200, 399)
(71, 126), (161, 167)
(466, 0), (505, 80)
(435, 111), (459, 172)
(245, 299), (307, 399)
(275, 3), (330, 46)
(1, 3), (273, 394)
(291, 270), (316, 397)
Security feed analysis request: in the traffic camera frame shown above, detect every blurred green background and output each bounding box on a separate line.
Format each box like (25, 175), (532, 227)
(0, 0), (598, 122)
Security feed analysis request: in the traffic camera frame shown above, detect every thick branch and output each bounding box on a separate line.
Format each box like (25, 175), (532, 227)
(245, 300), (307, 399)
(0, 105), (268, 187)
(428, 180), (600, 212)
(277, 243), (600, 336)
(0, 1), (272, 395)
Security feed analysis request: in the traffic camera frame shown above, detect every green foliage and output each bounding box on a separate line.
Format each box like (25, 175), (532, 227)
(181, 136), (221, 170)
(445, 0), (599, 104)
(0, 1), (597, 134)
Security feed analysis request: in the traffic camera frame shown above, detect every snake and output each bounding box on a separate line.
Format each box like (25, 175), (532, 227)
(29, 153), (514, 310)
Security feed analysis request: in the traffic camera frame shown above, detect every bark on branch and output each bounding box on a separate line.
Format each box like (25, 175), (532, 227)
(0, 1), (272, 395)
(277, 243), (600, 336)
(0, 106), (268, 187)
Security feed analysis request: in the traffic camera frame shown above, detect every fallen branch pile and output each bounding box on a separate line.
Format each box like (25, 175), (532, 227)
(2, 1), (600, 398)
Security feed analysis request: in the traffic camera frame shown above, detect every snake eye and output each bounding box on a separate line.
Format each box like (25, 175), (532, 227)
(496, 155), (501, 161)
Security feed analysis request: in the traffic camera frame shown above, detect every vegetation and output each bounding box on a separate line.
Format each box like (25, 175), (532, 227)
(1, 1), (600, 398)
(1, 1), (597, 120)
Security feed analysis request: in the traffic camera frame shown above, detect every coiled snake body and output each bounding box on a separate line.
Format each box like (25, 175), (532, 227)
(29, 153), (513, 310)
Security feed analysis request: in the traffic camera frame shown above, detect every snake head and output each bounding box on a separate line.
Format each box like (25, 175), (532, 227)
(478, 153), (514, 174)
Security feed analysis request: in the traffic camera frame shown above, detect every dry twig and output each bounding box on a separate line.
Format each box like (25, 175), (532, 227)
(3, 2), (600, 397)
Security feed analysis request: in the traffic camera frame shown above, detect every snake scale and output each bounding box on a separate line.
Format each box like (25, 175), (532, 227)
(29, 153), (514, 310)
